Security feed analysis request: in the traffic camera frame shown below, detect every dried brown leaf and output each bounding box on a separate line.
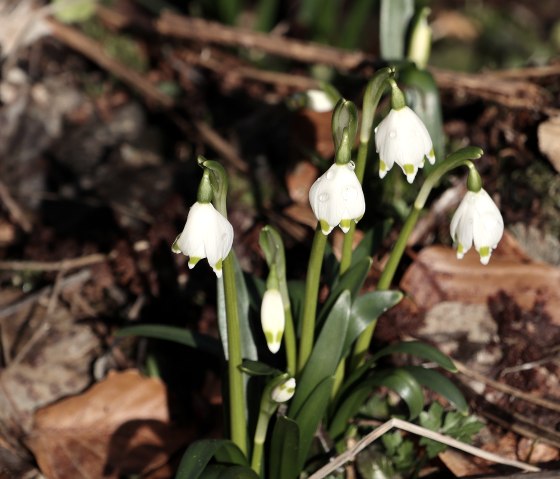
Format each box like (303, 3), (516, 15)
(26, 370), (193, 479)
(400, 246), (560, 325)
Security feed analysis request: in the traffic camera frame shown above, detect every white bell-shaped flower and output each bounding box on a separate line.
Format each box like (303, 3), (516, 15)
(172, 202), (234, 277)
(374, 106), (435, 184)
(450, 189), (504, 265)
(260, 289), (285, 354)
(271, 377), (296, 403)
(309, 162), (366, 235)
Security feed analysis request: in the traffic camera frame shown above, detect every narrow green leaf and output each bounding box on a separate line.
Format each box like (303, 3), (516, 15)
(217, 253), (258, 361)
(269, 416), (300, 479)
(380, 0), (414, 60)
(293, 377), (335, 470)
(289, 291), (351, 418)
(370, 341), (457, 372)
(369, 369), (424, 420)
(402, 366), (468, 414)
(287, 280), (305, 336)
(318, 257), (372, 326)
(117, 325), (221, 357)
(200, 465), (227, 479)
(239, 359), (280, 376)
(219, 466), (260, 479)
(330, 368), (424, 439)
(175, 440), (248, 479)
(342, 291), (403, 358)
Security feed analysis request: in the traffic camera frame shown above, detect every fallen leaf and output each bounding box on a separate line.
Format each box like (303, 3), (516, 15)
(26, 370), (193, 479)
(400, 246), (560, 325)
(538, 115), (560, 174)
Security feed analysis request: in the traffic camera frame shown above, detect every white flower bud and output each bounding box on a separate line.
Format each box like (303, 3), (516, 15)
(271, 377), (296, 403)
(172, 202), (234, 277)
(309, 162), (366, 235)
(261, 289), (285, 354)
(305, 89), (336, 112)
(450, 189), (504, 265)
(375, 106), (435, 183)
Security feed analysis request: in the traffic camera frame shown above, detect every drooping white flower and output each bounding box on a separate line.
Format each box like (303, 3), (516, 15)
(450, 189), (504, 265)
(261, 289), (285, 354)
(374, 106), (435, 184)
(271, 377), (296, 403)
(172, 202), (234, 277)
(309, 162), (366, 235)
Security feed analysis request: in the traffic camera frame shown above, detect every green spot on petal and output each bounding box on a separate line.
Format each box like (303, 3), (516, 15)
(275, 331), (283, 343)
(188, 256), (201, 268)
(339, 219), (352, 233)
(212, 258), (223, 273)
(479, 246), (490, 257)
(265, 331), (274, 344)
(457, 244), (464, 254)
(320, 220), (332, 235)
(379, 160), (387, 172)
(403, 164), (415, 174)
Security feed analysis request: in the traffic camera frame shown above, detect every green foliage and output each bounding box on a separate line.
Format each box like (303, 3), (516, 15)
(419, 403), (484, 458)
(116, 324), (221, 357)
(381, 431), (415, 472)
(380, 0), (414, 60)
(176, 440), (249, 479)
(269, 417), (300, 479)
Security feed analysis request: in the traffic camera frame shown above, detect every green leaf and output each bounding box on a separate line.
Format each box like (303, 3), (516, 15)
(379, 0), (414, 60)
(292, 377), (335, 470)
(175, 440), (248, 479)
(400, 66), (445, 163)
(369, 369), (424, 419)
(217, 253), (258, 361)
(239, 359), (280, 376)
(116, 325), (221, 357)
(318, 257), (372, 327)
(289, 291), (351, 418)
(342, 291), (403, 358)
(219, 466), (260, 479)
(370, 341), (457, 372)
(287, 280), (305, 335)
(269, 416), (300, 479)
(329, 368), (424, 439)
(402, 366), (468, 414)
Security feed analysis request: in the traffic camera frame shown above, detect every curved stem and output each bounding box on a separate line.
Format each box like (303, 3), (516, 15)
(223, 252), (248, 455)
(298, 225), (328, 373)
(340, 140), (369, 274)
(350, 146), (484, 370)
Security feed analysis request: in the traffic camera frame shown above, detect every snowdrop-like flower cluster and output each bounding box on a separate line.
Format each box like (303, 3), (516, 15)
(260, 288), (285, 354)
(450, 188), (504, 265)
(309, 161), (365, 235)
(271, 377), (296, 403)
(172, 202), (234, 277)
(375, 105), (435, 184)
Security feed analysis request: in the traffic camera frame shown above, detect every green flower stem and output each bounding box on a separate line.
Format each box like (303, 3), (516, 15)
(298, 225), (328, 373)
(223, 252), (248, 455)
(250, 409), (272, 474)
(283, 305), (297, 375)
(340, 140), (369, 274)
(350, 146), (483, 370)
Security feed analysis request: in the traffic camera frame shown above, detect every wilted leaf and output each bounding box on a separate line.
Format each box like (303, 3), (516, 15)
(26, 370), (193, 479)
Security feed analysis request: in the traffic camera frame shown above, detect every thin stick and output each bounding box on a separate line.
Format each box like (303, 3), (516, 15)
(309, 418), (539, 479)
(0, 253), (107, 272)
(455, 360), (560, 414)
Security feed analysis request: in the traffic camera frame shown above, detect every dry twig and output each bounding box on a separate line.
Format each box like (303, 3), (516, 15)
(308, 417), (539, 479)
(0, 254), (107, 272)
